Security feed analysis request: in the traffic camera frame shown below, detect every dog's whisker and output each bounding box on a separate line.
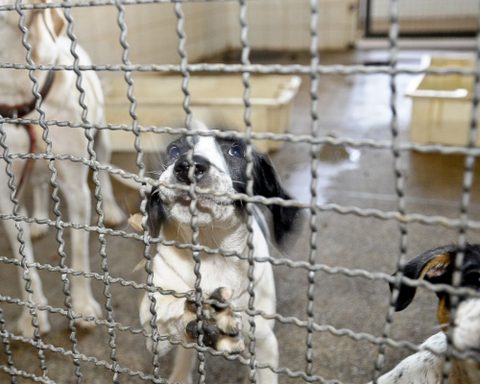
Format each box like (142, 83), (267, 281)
(146, 170), (164, 176)
(433, 323), (449, 331)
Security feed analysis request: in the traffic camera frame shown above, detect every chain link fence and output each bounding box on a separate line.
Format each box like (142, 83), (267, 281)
(0, 0), (479, 383)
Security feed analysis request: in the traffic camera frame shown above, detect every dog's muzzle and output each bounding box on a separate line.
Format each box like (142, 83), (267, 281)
(174, 155), (210, 184)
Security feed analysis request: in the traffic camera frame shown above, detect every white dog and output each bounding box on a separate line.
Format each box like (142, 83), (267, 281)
(374, 244), (480, 384)
(139, 123), (300, 384)
(0, 0), (125, 336)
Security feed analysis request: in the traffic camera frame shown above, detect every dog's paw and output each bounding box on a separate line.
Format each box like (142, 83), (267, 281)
(103, 201), (125, 227)
(71, 295), (102, 328)
(30, 222), (49, 240)
(184, 287), (244, 353)
(16, 310), (51, 337)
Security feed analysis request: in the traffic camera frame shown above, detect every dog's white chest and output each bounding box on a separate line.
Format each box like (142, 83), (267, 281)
(152, 219), (271, 303)
(152, 246), (252, 299)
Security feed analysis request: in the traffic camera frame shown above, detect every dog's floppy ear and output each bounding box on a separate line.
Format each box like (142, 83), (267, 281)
(146, 186), (166, 237)
(29, 2), (66, 63)
(252, 152), (300, 244)
(392, 245), (456, 312)
(43, 5), (66, 40)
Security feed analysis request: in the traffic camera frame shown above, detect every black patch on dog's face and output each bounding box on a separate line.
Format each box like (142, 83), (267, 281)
(216, 138), (300, 244)
(216, 138), (248, 192)
(164, 136), (194, 165)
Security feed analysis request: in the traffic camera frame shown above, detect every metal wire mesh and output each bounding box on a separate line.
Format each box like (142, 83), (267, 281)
(0, 0), (479, 383)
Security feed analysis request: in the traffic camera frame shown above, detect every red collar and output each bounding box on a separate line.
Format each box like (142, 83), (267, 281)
(0, 70), (55, 118)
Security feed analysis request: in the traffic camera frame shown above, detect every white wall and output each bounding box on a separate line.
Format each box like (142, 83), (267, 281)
(234, 0), (358, 51)
(72, 0), (358, 66)
(372, 0), (478, 19)
(72, 2), (232, 65)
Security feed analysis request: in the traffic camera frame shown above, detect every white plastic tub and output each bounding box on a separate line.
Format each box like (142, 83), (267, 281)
(406, 55), (480, 147)
(104, 74), (301, 153)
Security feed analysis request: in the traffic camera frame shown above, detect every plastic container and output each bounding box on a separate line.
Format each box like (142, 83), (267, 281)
(104, 74), (301, 153)
(406, 55), (480, 147)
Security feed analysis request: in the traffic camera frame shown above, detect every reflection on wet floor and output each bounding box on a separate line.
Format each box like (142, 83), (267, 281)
(285, 143), (361, 205)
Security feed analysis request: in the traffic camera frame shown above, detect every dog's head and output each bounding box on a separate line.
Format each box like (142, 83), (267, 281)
(147, 125), (299, 245)
(393, 244), (480, 353)
(0, 0), (65, 95)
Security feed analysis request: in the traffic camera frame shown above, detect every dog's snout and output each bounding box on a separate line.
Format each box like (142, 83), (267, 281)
(174, 155), (211, 184)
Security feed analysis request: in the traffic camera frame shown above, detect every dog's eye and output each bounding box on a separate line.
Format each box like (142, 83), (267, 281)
(228, 143), (244, 158)
(168, 145), (180, 160)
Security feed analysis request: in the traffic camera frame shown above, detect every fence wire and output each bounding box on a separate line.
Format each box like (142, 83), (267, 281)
(0, 0), (479, 383)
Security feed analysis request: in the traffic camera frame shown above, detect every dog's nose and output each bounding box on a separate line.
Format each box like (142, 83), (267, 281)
(174, 155), (211, 184)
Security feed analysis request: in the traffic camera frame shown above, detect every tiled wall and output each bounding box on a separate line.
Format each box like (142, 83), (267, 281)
(72, 0), (358, 66)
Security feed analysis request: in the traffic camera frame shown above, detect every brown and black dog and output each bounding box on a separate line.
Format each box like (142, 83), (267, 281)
(374, 244), (480, 383)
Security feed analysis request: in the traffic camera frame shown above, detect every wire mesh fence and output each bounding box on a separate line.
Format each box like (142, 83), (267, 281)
(365, 0), (480, 37)
(0, 0), (479, 383)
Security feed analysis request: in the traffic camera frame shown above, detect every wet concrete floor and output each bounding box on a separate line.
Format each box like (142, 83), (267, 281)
(1, 49), (480, 383)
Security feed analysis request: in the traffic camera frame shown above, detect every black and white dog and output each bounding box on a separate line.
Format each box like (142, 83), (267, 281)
(139, 122), (300, 384)
(374, 244), (480, 384)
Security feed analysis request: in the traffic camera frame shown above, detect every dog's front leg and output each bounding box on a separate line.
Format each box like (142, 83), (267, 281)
(0, 190), (50, 336)
(170, 346), (196, 384)
(140, 291), (196, 384)
(30, 166), (50, 239)
(249, 325), (279, 384)
(58, 162), (101, 326)
(9, 218), (51, 336)
(93, 128), (125, 227)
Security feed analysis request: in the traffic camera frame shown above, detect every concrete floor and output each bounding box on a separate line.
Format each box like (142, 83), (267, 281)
(1, 49), (480, 383)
